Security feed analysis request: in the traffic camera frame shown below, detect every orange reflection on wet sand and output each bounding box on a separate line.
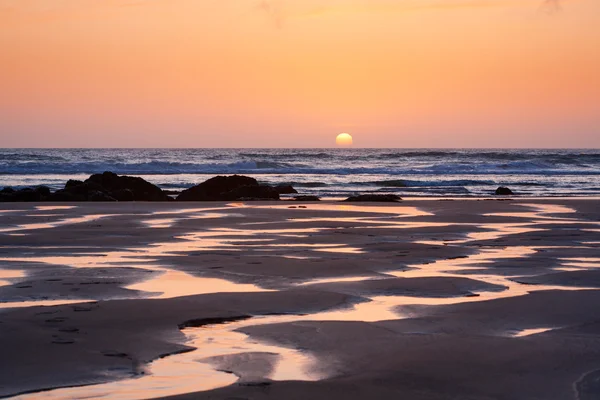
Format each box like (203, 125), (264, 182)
(16, 315), (324, 400)
(152, 207), (230, 215)
(0, 214), (111, 233)
(258, 204), (433, 216)
(512, 327), (556, 337)
(465, 224), (545, 242)
(0, 269), (25, 287)
(0, 299), (95, 311)
(0, 255), (156, 268)
(6, 202), (598, 400)
(314, 246), (365, 254)
(128, 270), (269, 299)
(517, 203), (577, 215)
(297, 276), (375, 286)
(35, 206), (77, 211)
(143, 218), (178, 228)
(482, 203), (579, 222)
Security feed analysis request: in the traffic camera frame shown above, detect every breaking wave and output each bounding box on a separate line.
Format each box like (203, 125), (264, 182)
(1, 148), (600, 197)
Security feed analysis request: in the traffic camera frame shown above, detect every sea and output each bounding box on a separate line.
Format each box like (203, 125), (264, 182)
(1, 148), (599, 198)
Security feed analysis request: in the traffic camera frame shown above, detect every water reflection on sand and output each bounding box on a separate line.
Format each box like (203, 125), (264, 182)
(484, 203), (579, 220)
(7, 201), (600, 400)
(0, 269), (25, 287)
(128, 270), (268, 299)
(35, 206), (77, 211)
(0, 214), (110, 233)
(512, 327), (556, 337)
(1, 299), (95, 311)
(256, 203), (433, 216)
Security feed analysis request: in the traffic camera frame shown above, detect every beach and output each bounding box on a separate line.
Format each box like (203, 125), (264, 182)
(1, 198), (599, 399)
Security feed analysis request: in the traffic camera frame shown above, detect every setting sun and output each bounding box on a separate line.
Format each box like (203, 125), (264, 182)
(336, 133), (353, 147)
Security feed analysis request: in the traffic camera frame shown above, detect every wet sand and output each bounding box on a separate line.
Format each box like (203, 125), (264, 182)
(0, 199), (599, 399)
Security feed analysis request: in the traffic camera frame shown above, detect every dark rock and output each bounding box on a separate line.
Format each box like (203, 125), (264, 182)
(0, 189), (15, 202)
(48, 190), (85, 202)
(343, 194), (402, 202)
(495, 187), (514, 195)
(85, 171), (170, 201)
(275, 184), (298, 194)
(12, 188), (42, 202)
(88, 191), (117, 202)
(64, 180), (84, 190)
(112, 189), (135, 202)
(59, 181), (108, 202)
(176, 175), (259, 201)
(53, 172), (170, 202)
(63, 181), (105, 196)
(0, 187), (16, 202)
(294, 195), (321, 201)
(224, 185), (280, 201)
(34, 186), (51, 197)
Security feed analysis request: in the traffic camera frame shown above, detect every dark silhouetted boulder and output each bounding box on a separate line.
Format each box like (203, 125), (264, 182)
(61, 181), (107, 200)
(34, 186), (51, 197)
(88, 191), (117, 202)
(85, 171), (170, 201)
(0, 186), (52, 202)
(51, 172), (170, 202)
(112, 189), (135, 202)
(224, 185), (280, 201)
(48, 190), (85, 202)
(176, 175), (259, 201)
(0, 187), (16, 202)
(1, 173), (169, 202)
(275, 185), (298, 195)
(15, 188), (40, 202)
(495, 187), (514, 195)
(294, 195), (321, 201)
(65, 180), (84, 190)
(343, 194), (402, 202)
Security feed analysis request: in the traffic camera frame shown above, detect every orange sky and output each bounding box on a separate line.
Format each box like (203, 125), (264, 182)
(0, 0), (598, 147)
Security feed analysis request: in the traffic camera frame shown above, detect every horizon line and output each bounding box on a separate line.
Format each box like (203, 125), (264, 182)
(1, 147), (600, 150)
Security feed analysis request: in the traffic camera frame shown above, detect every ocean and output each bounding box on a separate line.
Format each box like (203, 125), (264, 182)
(1, 148), (599, 198)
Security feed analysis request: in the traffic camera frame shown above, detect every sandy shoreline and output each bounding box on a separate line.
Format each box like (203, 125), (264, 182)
(1, 199), (599, 399)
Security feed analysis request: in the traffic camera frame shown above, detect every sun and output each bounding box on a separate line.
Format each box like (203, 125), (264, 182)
(336, 133), (353, 147)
